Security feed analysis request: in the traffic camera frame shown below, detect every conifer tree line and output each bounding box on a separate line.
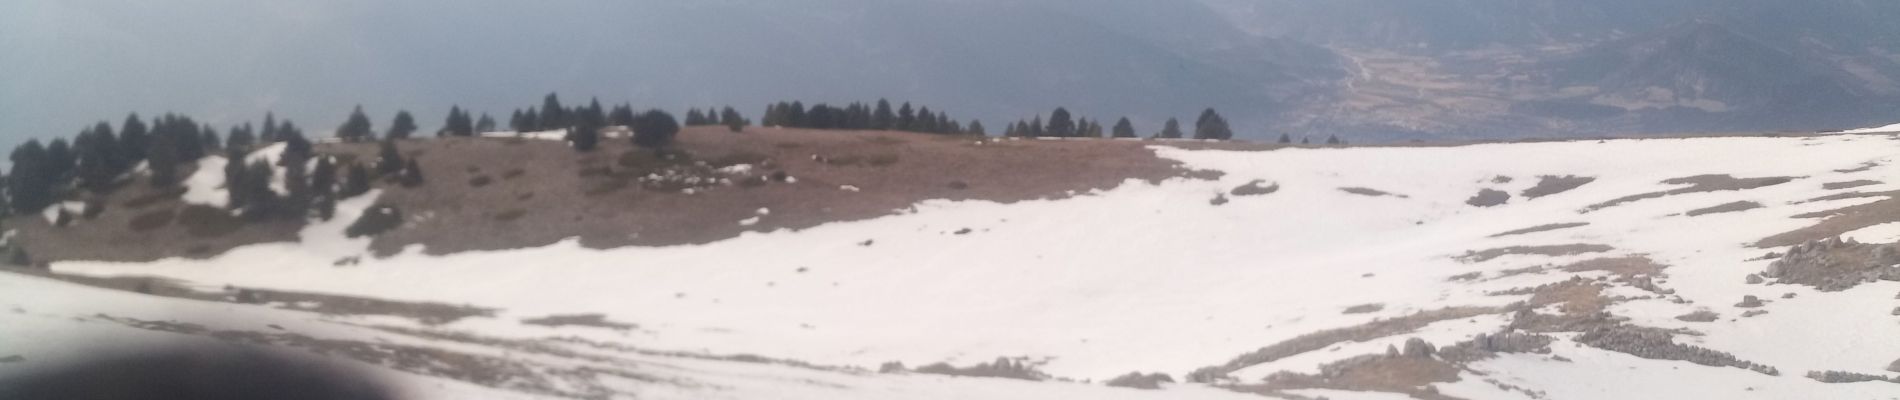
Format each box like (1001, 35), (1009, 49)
(758, 99), (982, 135)
(1004, 107), (1232, 140)
(6, 112), (315, 216)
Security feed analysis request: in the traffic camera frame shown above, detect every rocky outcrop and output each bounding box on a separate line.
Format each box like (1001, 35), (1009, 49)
(1805, 370), (1897, 384)
(1736, 295), (1764, 308)
(1763, 237), (1900, 291)
(1104, 372), (1175, 389)
(1575, 325), (1779, 376)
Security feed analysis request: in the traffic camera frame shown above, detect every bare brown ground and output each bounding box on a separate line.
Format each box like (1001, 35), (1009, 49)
(1185, 306), (1500, 383)
(1456, 244), (1614, 263)
(1488, 222), (1588, 238)
(1685, 201), (1763, 216)
(1242, 355), (1465, 400)
(7, 166), (304, 262)
(1561, 256), (1665, 279)
(1759, 196), (1900, 248)
(1583, 174), (1794, 212)
(1823, 180), (1881, 190)
(520, 313), (637, 331)
(332, 128), (1205, 256)
(0, 267), (494, 324)
(14, 128), (1206, 261)
(1340, 187), (1409, 198)
(1521, 175), (1595, 199)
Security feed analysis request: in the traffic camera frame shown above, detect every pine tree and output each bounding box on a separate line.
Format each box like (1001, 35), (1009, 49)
(509, 109), (525, 132)
(8, 140), (52, 213)
(1193, 108), (1233, 140)
(1029, 115), (1044, 137)
(376, 139), (404, 175)
(787, 101), (807, 128)
(120, 113), (150, 164)
(540, 93), (568, 129)
(201, 125), (223, 154)
(1326, 135), (1343, 145)
(723, 107), (746, 133)
(685, 109), (707, 126)
(341, 163), (371, 199)
(896, 102), (915, 131)
(76, 124), (120, 192)
(45, 138), (74, 186)
(1157, 118), (1183, 139)
(521, 108), (541, 132)
(260, 112), (278, 143)
(873, 99), (895, 130)
(442, 106), (475, 137)
(610, 105), (636, 127)
(280, 125), (312, 167)
(223, 148), (250, 209)
(1046, 108), (1075, 137)
(283, 150), (310, 216)
(311, 156), (337, 198)
(227, 124), (256, 150)
(968, 120), (986, 136)
(1277, 133), (1292, 144)
(238, 159), (277, 218)
(1300, 137), (1310, 145)
(388, 110), (418, 139)
(1112, 117), (1136, 138)
(568, 120), (601, 151)
(338, 105), (375, 142)
(399, 159), (424, 188)
(475, 113), (496, 133)
(147, 121), (181, 187)
(632, 109), (680, 149)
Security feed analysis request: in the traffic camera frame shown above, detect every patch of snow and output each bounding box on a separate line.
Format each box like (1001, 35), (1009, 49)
(181, 156), (231, 208)
(717, 164), (754, 174)
(840, 185), (861, 192)
(738, 216), (761, 226)
(1842, 122), (1900, 134)
(1839, 222), (1900, 244)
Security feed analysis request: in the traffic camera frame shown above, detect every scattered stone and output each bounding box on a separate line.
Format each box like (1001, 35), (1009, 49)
(1887, 358), (1900, 373)
(1746, 274), (1764, 284)
(1229, 180), (1279, 197)
(1675, 311), (1720, 322)
(952, 228), (972, 235)
(858, 239), (874, 247)
(1343, 304), (1384, 314)
(1805, 370), (1896, 384)
(1402, 338), (1437, 359)
(1781, 293), (1796, 299)
(1466, 189), (1511, 207)
(1104, 372), (1176, 390)
(1736, 296), (1764, 308)
(1466, 332), (1554, 354)
(796, 267), (808, 273)
(1385, 345), (1400, 357)
(914, 357), (1047, 381)
(1891, 307), (1900, 316)
(1742, 310), (1769, 318)
(1576, 325), (1779, 376)
(1209, 194), (1229, 206)
(1764, 237), (1900, 291)
(878, 361), (907, 373)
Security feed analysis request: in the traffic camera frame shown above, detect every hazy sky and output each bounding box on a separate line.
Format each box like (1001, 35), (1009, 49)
(2, 0), (1300, 153)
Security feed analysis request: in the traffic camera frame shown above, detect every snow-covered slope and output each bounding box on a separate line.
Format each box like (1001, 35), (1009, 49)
(12, 133), (1900, 398)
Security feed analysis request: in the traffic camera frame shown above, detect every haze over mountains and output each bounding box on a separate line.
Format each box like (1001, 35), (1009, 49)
(6, 0), (1900, 146)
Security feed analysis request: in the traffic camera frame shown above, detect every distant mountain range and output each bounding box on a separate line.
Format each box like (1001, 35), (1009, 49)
(4, 0), (1899, 145)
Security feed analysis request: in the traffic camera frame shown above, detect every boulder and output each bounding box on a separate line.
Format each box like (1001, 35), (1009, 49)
(1735, 295), (1763, 308)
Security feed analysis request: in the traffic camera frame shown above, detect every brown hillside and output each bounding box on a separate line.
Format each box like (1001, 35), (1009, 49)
(11, 127), (1210, 262)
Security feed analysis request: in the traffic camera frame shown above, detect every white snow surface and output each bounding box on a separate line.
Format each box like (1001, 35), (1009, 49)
(22, 133), (1900, 398)
(1843, 122), (1900, 134)
(181, 155), (230, 208)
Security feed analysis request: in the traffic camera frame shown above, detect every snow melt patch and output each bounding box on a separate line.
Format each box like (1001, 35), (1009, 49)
(1839, 222), (1900, 244)
(181, 156), (230, 208)
(1842, 122), (1900, 134)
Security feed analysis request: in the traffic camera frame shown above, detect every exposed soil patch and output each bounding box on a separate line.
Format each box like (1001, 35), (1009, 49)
(1835, 162), (1880, 173)
(520, 314), (636, 331)
(1339, 187), (1408, 198)
(1685, 201), (1762, 217)
(1249, 352), (1463, 400)
(1343, 303), (1385, 314)
(1489, 222), (1588, 238)
(1230, 180), (1280, 197)
(1675, 310), (1720, 322)
(1823, 180), (1881, 190)
(313, 129), (1207, 257)
(1, 268), (494, 325)
(8, 169), (302, 262)
(1761, 237), (1900, 291)
(1574, 325), (1779, 375)
(1522, 175), (1595, 199)
(1104, 372), (1176, 390)
(1584, 174), (1794, 212)
(908, 357), (1049, 381)
(1561, 256), (1665, 279)
(1457, 244), (1614, 263)
(1186, 306), (1500, 383)
(1466, 189), (1511, 207)
(1760, 195), (1900, 248)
